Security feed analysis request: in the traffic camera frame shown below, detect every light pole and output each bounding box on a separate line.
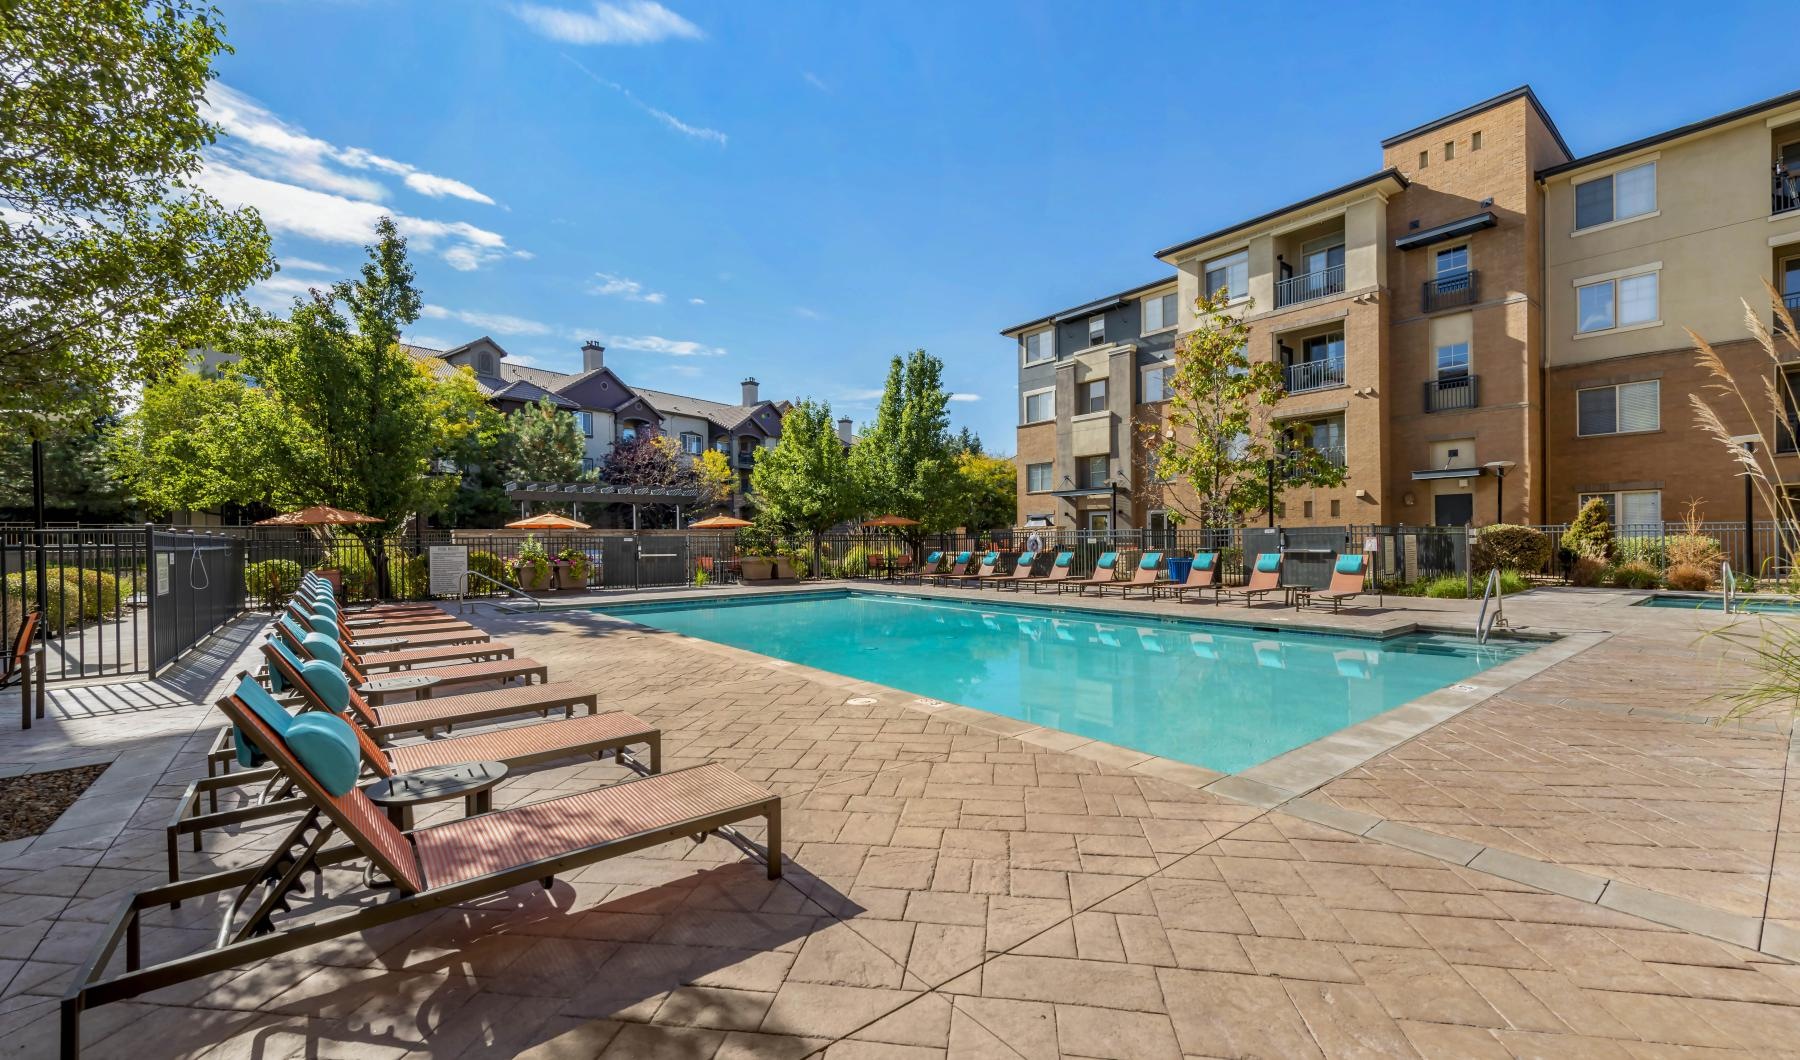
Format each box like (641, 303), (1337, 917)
(1482, 461), (1515, 524)
(1728, 435), (1759, 573)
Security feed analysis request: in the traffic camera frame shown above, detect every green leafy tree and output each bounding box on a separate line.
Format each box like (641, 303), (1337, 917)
(432, 368), (510, 527)
(953, 426), (983, 456)
(695, 448), (737, 511)
(0, 427), (134, 521)
(1, 0), (272, 435)
(952, 451), (1017, 533)
(1564, 497), (1615, 560)
(504, 396), (584, 482)
(1144, 289), (1345, 526)
(752, 400), (858, 577)
(849, 350), (961, 535)
(106, 368), (278, 513)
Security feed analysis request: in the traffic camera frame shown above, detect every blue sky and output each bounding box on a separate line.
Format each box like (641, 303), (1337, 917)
(209, 1), (1786, 450)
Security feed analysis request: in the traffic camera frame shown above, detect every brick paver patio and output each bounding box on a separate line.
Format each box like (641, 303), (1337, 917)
(4, 586), (1800, 1057)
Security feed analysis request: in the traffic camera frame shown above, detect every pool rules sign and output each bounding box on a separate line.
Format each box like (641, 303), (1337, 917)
(428, 545), (468, 597)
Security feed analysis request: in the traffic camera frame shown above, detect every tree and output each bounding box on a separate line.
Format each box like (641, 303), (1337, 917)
(1144, 289), (1345, 526)
(752, 400), (858, 576)
(106, 368), (279, 513)
(849, 350), (961, 536)
(0, 427), (134, 521)
(1, 0), (272, 436)
(505, 396), (584, 482)
(1564, 497), (1615, 561)
(953, 426), (983, 456)
(694, 448), (736, 511)
(952, 451), (1017, 533)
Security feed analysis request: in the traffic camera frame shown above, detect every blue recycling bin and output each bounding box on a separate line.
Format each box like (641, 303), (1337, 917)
(1167, 557), (1193, 584)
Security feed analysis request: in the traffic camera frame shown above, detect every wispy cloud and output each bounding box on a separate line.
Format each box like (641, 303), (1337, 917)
(561, 54), (726, 146)
(803, 71), (830, 92)
(589, 272), (665, 303)
(420, 303), (555, 336)
(512, 1), (701, 45)
(837, 387), (886, 402)
(603, 333), (726, 357)
(248, 274), (329, 309)
(949, 393), (981, 402)
(794, 307), (823, 320)
(687, 297), (705, 305)
(401, 333), (458, 352)
(279, 257), (339, 274)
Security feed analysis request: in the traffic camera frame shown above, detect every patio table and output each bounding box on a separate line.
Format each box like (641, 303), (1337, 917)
(357, 672), (441, 706)
(365, 760), (506, 829)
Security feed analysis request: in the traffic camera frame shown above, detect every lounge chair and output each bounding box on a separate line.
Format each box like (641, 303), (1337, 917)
(1165, 552), (1221, 603)
(919, 551), (974, 583)
(64, 677), (781, 1059)
(906, 551), (945, 582)
(950, 551), (1001, 587)
(1094, 552), (1163, 598)
(984, 551), (1039, 589)
(1217, 552), (1284, 606)
(277, 622), (546, 688)
(1059, 552), (1120, 594)
(5, 610), (42, 730)
(1308, 553), (1370, 612)
(1024, 552), (1077, 592)
(286, 601), (488, 647)
(274, 613), (513, 669)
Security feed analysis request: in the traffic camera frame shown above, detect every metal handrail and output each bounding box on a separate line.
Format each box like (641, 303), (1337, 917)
(1722, 561), (1734, 615)
(459, 571), (541, 612)
(1476, 567), (1504, 644)
(1282, 358), (1345, 393)
(1275, 263), (1346, 308)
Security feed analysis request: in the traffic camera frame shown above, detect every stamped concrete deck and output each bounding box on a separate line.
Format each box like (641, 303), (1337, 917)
(4, 585), (1800, 1057)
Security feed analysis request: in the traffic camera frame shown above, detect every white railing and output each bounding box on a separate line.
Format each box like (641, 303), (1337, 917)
(458, 570), (541, 613)
(1476, 567), (1504, 644)
(1722, 561), (1735, 615)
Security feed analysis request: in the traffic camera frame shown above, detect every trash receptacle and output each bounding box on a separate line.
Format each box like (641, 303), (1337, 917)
(1167, 557), (1193, 585)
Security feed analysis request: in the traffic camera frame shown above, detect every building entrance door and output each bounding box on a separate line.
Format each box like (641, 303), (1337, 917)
(1433, 492), (1474, 526)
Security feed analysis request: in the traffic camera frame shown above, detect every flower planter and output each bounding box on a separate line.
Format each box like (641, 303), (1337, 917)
(515, 562), (553, 592)
(552, 560), (589, 591)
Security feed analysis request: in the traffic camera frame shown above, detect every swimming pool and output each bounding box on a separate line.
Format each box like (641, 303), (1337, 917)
(1639, 593), (1800, 614)
(596, 590), (1531, 773)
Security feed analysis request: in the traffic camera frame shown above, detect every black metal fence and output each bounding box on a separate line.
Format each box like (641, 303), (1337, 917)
(148, 531), (245, 674)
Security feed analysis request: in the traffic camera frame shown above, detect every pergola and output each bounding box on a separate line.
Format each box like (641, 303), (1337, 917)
(503, 481), (704, 530)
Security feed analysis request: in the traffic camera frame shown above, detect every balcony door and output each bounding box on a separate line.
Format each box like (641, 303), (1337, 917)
(1783, 254), (1799, 313)
(1302, 235), (1344, 281)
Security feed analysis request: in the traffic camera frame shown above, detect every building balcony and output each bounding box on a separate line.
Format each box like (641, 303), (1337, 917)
(1274, 264), (1345, 309)
(1277, 444), (1346, 471)
(1422, 269), (1478, 313)
(1423, 374), (1479, 413)
(1283, 357), (1345, 395)
(1777, 164), (1800, 215)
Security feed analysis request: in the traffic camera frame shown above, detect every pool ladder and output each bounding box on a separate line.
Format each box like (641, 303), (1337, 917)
(1721, 561), (1735, 615)
(1475, 568), (1507, 644)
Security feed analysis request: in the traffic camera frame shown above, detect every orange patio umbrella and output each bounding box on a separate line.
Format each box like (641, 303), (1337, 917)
(861, 514), (920, 528)
(688, 515), (753, 529)
(255, 505), (384, 526)
(506, 513), (592, 530)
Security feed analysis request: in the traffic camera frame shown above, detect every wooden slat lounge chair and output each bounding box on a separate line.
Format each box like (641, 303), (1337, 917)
(950, 551), (1001, 587)
(286, 601), (481, 643)
(1024, 552), (1077, 592)
(277, 623), (543, 686)
(983, 551), (1040, 589)
(918, 551), (974, 583)
(1165, 552), (1221, 603)
(64, 677), (781, 1059)
(1059, 552), (1120, 594)
(275, 615), (513, 669)
(4, 610), (42, 730)
(1308, 553), (1370, 612)
(905, 551), (946, 582)
(1095, 552), (1163, 598)
(1217, 553), (1284, 606)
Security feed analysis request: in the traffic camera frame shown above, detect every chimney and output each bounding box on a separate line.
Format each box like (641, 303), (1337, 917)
(837, 417), (853, 445)
(581, 340), (605, 373)
(740, 377), (759, 405)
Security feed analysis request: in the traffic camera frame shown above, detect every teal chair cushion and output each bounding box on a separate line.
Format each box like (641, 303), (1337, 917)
(1139, 552), (1162, 570)
(280, 614), (310, 644)
(233, 675), (293, 768)
(1054, 552), (1073, 568)
(954, 551), (972, 564)
(1335, 554), (1366, 574)
(1095, 552), (1117, 569)
(286, 712), (361, 796)
(983, 551), (999, 565)
(307, 614), (337, 638)
(302, 631), (344, 668)
(924, 551), (942, 565)
(1016, 551), (1037, 567)
(1255, 553), (1281, 574)
(300, 659), (351, 712)
(310, 595), (338, 614)
(1193, 552), (1217, 571)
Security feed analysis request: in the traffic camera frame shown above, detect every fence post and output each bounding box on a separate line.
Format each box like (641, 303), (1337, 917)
(142, 523), (156, 675)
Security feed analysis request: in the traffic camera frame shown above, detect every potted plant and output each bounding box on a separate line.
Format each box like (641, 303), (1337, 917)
(554, 547), (590, 590)
(513, 535), (554, 592)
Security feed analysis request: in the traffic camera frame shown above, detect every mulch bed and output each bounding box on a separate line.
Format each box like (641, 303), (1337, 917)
(0, 764), (108, 842)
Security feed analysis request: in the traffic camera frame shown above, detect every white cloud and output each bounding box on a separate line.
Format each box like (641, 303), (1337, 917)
(248, 274), (328, 309)
(949, 393), (981, 402)
(204, 84), (497, 206)
(794, 307), (823, 320)
(511, 1), (702, 45)
(279, 257), (339, 273)
(402, 333), (458, 352)
(589, 272), (665, 303)
(803, 72), (830, 92)
(561, 54), (726, 146)
(603, 334), (725, 357)
(837, 387), (886, 402)
(687, 297), (705, 305)
(420, 303), (555, 336)
(200, 163), (518, 271)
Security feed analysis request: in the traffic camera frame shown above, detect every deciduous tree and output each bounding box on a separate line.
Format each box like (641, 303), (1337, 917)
(951, 451), (1017, 533)
(752, 400), (858, 576)
(850, 350), (960, 534)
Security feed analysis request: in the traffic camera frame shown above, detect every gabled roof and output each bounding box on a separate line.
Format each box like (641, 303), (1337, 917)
(632, 386), (772, 432)
(1154, 169), (1409, 262)
(1538, 85), (1800, 180)
(1000, 275), (1177, 338)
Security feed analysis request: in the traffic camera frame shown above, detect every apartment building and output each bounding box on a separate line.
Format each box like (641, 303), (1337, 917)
(1009, 87), (1570, 529)
(413, 336), (791, 512)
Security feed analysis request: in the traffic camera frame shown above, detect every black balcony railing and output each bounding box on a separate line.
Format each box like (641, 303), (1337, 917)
(1424, 374), (1479, 413)
(1422, 269), (1478, 313)
(1777, 165), (1800, 214)
(1283, 358), (1345, 394)
(1277, 444), (1346, 471)
(1275, 263), (1346, 308)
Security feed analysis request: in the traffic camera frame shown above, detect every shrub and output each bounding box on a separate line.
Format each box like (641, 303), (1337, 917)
(1564, 498), (1615, 561)
(1610, 561), (1661, 589)
(1664, 563), (1713, 591)
(1470, 525), (1552, 575)
(1496, 570), (1530, 595)
(390, 553), (428, 599)
(2, 567), (122, 631)
(1571, 556), (1609, 587)
(468, 550), (513, 593)
(1665, 533), (1723, 571)
(245, 558), (303, 607)
(1613, 536), (1667, 571)
(1422, 575), (1469, 599)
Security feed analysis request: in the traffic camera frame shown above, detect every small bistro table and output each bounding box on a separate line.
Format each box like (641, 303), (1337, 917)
(364, 760), (507, 829)
(356, 672), (441, 706)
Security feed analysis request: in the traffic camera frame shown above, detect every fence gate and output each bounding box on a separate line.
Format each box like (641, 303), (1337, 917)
(149, 531), (245, 675)
(598, 535), (691, 589)
(1281, 525), (1351, 590)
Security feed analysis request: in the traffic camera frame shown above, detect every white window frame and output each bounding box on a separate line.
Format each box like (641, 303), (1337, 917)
(1021, 327), (1054, 366)
(1021, 386), (1055, 425)
(1025, 462), (1053, 494)
(1087, 314), (1106, 347)
(1571, 157), (1659, 235)
(578, 411), (594, 437)
(680, 431), (703, 456)
(1577, 489), (1663, 529)
(1140, 290), (1178, 335)
(1574, 263), (1662, 337)
(1434, 341), (1470, 379)
(1203, 249), (1249, 303)
(1077, 378), (1107, 415)
(1139, 361), (1174, 404)
(1576, 379), (1660, 437)
(1435, 245), (1469, 276)
(1075, 454), (1109, 490)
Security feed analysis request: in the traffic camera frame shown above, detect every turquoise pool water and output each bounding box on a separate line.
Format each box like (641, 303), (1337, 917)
(1639, 594), (1800, 614)
(596, 590), (1531, 773)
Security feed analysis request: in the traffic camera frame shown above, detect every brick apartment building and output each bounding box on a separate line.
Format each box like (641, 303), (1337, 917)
(1008, 85), (1800, 532)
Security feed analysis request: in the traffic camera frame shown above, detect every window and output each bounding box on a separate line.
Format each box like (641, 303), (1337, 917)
(1444, 140), (1455, 161)
(1435, 342), (1470, 378)
(578, 411), (593, 437)
(1022, 387), (1054, 424)
(1436, 245), (1469, 276)
(1577, 271), (1659, 334)
(1146, 449), (1173, 483)
(1025, 462), (1053, 493)
(1471, 131), (1482, 151)
(1088, 315), (1106, 347)
(1419, 150), (1429, 170)
(1577, 379), (1660, 436)
(1140, 362), (1174, 403)
(1075, 455), (1108, 489)
(1141, 291), (1178, 333)
(1076, 379), (1107, 414)
(1574, 161), (1657, 230)
(1203, 250), (1248, 301)
(477, 353), (496, 376)
(1578, 490), (1662, 528)
(1022, 328), (1053, 365)
(680, 432), (703, 455)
